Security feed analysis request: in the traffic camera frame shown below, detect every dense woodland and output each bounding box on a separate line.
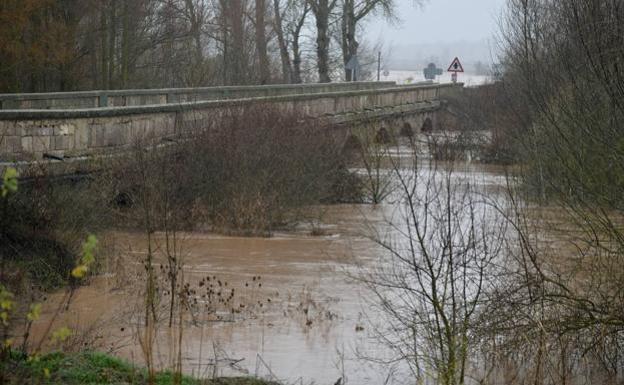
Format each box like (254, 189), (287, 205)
(0, 0), (402, 92)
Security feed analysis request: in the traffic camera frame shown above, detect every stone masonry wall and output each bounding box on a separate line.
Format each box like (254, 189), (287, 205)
(0, 83), (461, 160)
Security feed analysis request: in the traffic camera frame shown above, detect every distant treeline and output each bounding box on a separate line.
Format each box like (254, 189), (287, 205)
(0, 0), (408, 93)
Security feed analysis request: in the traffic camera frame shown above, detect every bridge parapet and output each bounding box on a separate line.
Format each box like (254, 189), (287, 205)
(0, 81), (396, 110)
(0, 82), (461, 160)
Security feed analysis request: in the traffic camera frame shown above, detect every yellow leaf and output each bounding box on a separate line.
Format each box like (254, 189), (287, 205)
(50, 326), (71, 343)
(0, 299), (13, 310)
(27, 303), (42, 321)
(71, 265), (88, 278)
(1, 167), (18, 197)
(72, 235), (98, 278)
(0, 287), (14, 310)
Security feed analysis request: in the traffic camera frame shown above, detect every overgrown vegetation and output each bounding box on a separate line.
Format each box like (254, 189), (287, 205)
(1, 167), (101, 383)
(0, 172), (111, 290)
(353, 2), (624, 383)
(361, 151), (507, 385)
(4, 351), (275, 385)
(441, 83), (520, 164)
(108, 105), (360, 236)
(379, 1), (624, 384)
(0, 104), (366, 383)
(0, 107), (361, 290)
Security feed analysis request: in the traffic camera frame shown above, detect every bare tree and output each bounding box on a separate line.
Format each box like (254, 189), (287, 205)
(339, 0), (399, 80)
(272, 0), (311, 83)
(254, 0), (271, 84)
(473, 0), (624, 382)
(308, 0), (337, 82)
(273, 0), (293, 82)
(217, 0), (250, 84)
(288, 0), (311, 83)
(361, 144), (506, 385)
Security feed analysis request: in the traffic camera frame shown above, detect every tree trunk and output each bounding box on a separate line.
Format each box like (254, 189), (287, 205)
(232, 0), (246, 84)
(100, 3), (108, 89)
(312, 0), (332, 83)
(291, 3), (309, 84)
(273, 0), (292, 83)
(121, 0), (130, 88)
(292, 36), (303, 84)
(185, 0), (206, 86)
(107, 0), (116, 88)
(218, 0), (229, 84)
(223, 0), (246, 85)
(255, 0), (271, 84)
(341, 0), (358, 80)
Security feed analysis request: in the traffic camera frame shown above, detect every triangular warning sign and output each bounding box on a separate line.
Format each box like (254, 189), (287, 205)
(447, 57), (464, 73)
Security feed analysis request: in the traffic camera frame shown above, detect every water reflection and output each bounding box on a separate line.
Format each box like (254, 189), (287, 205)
(32, 159), (509, 385)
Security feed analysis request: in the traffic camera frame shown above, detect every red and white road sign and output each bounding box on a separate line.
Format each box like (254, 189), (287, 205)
(447, 57), (464, 73)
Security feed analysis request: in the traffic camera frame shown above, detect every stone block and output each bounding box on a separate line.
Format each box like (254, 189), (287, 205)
(54, 123), (75, 136)
(21, 136), (33, 152)
(74, 120), (89, 150)
(93, 125), (107, 147)
(106, 124), (124, 146)
(0, 136), (18, 153)
(6, 123), (18, 136)
(32, 136), (51, 153)
(162, 116), (175, 136)
(24, 125), (53, 136)
(130, 119), (147, 140)
(119, 121), (132, 144)
(54, 135), (74, 150)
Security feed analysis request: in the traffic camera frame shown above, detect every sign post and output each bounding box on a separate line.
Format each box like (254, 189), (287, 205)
(447, 57), (464, 83)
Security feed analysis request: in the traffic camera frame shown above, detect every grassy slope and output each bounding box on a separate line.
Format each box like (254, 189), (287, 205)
(5, 351), (275, 385)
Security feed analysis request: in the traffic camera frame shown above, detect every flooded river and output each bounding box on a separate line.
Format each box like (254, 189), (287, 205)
(31, 162), (508, 385)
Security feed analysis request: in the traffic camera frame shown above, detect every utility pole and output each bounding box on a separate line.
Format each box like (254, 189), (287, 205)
(377, 51), (381, 81)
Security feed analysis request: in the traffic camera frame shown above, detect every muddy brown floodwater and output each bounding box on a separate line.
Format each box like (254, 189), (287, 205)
(30, 162), (508, 385)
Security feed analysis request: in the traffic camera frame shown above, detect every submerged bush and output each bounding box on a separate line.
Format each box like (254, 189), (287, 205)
(109, 105), (360, 235)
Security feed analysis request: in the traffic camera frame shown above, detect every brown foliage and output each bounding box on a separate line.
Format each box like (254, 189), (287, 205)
(107, 105), (355, 236)
(0, 0), (80, 92)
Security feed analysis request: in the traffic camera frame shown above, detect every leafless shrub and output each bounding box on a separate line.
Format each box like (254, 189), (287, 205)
(182, 104), (353, 235)
(360, 146), (507, 384)
(481, 0), (624, 383)
(349, 125), (396, 204)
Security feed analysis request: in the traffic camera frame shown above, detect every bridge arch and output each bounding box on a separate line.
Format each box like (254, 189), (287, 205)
(400, 122), (414, 137)
(375, 126), (391, 144)
(421, 117), (433, 133)
(342, 134), (362, 152)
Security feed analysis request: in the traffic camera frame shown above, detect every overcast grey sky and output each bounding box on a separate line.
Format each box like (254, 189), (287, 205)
(365, 0), (507, 46)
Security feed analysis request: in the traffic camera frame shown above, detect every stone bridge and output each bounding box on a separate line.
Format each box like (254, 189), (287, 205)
(0, 81), (461, 161)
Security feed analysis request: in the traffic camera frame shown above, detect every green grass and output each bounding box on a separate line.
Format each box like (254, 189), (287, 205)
(4, 351), (277, 385)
